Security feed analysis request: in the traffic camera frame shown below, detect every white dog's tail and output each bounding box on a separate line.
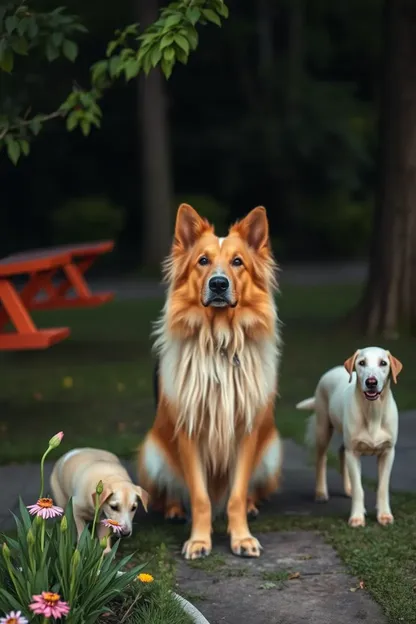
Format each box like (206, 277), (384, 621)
(296, 397), (316, 411)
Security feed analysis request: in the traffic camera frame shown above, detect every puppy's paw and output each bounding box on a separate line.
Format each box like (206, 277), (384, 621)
(182, 537), (212, 560)
(231, 535), (262, 558)
(377, 512), (394, 526)
(348, 515), (365, 528)
(315, 491), (329, 503)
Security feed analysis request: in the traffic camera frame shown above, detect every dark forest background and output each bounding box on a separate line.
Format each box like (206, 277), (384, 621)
(0, 0), (383, 266)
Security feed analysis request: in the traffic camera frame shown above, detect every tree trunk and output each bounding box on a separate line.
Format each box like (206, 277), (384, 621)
(138, 0), (173, 267)
(354, 0), (416, 337)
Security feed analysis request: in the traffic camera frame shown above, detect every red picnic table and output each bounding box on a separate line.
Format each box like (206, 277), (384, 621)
(0, 240), (114, 350)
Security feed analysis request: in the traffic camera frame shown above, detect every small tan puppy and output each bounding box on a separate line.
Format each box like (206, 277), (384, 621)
(50, 448), (148, 552)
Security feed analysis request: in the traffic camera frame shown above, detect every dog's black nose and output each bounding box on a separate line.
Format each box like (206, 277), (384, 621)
(121, 529), (132, 538)
(365, 377), (378, 389)
(208, 275), (229, 294)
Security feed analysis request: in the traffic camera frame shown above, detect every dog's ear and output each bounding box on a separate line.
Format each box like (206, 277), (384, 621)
(387, 352), (403, 384)
(91, 485), (112, 508)
(232, 206), (269, 251)
(344, 350), (360, 383)
(174, 203), (211, 251)
(134, 485), (149, 513)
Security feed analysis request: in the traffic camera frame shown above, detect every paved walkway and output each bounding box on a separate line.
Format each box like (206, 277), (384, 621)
(85, 261), (368, 301)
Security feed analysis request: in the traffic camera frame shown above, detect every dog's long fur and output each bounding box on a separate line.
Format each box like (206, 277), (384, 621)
(138, 204), (283, 560)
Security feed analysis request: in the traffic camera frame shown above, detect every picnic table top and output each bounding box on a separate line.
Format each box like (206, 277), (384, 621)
(0, 241), (114, 278)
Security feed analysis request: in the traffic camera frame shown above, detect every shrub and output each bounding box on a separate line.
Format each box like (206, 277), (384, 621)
(50, 196), (126, 244)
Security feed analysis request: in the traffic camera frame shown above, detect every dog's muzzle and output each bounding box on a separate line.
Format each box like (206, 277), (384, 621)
(202, 275), (236, 308)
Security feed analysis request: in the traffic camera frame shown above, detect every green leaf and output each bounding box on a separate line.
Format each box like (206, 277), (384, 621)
(161, 57), (174, 79)
(19, 139), (30, 156)
(17, 17), (29, 36)
(186, 28), (199, 51)
(29, 116), (43, 136)
(124, 58), (140, 80)
(186, 7), (201, 26)
(5, 136), (21, 165)
(11, 36), (28, 55)
(81, 119), (90, 136)
(106, 39), (119, 57)
(217, 3), (229, 19)
(109, 55), (121, 78)
(45, 41), (60, 62)
(27, 17), (39, 38)
(163, 13), (182, 29)
(0, 47), (14, 73)
(66, 111), (79, 131)
(160, 33), (175, 50)
(63, 39), (78, 62)
(52, 31), (64, 47)
(5, 15), (18, 34)
(174, 34), (189, 54)
(150, 46), (162, 67)
(163, 47), (175, 62)
(201, 9), (222, 26)
(175, 47), (188, 65)
(91, 59), (108, 83)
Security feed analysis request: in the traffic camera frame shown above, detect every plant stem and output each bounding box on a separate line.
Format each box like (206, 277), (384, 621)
(39, 447), (52, 499)
(40, 519), (46, 552)
(91, 496), (100, 539)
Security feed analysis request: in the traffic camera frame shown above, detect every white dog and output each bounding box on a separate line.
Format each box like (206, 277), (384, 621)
(296, 347), (402, 527)
(50, 448), (149, 552)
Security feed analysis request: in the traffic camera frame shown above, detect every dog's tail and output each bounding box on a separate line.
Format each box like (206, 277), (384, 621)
(296, 397), (316, 411)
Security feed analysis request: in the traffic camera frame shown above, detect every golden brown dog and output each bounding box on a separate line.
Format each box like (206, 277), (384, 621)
(138, 204), (282, 560)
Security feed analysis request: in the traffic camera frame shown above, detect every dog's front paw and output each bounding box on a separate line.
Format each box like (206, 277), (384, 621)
(348, 515), (365, 528)
(377, 512), (394, 526)
(165, 502), (187, 524)
(231, 534), (262, 558)
(182, 537), (212, 560)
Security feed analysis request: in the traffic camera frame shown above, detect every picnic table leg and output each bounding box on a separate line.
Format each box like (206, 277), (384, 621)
(29, 256), (114, 311)
(0, 279), (70, 349)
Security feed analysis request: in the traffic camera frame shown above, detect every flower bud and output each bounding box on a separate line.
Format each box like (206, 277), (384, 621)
(27, 528), (35, 546)
(48, 431), (64, 449)
(100, 537), (108, 550)
(60, 516), (68, 533)
(96, 480), (104, 496)
(70, 549), (80, 572)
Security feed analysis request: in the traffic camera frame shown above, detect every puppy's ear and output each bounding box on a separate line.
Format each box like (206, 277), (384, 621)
(387, 352), (403, 384)
(174, 203), (211, 251)
(134, 485), (149, 513)
(91, 485), (112, 509)
(344, 350), (360, 383)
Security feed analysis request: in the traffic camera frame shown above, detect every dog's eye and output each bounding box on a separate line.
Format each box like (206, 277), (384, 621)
(358, 360), (365, 366)
(380, 360), (387, 366)
(231, 257), (243, 267)
(198, 256), (209, 266)
(109, 504), (119, 511)
(131, 503), (138, 511)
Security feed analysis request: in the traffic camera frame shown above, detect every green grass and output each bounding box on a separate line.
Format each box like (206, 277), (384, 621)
(1, 283), (415, 463)
(3, 283), (416, 622)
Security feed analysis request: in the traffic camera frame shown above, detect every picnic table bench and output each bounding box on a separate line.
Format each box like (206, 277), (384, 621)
(0, 240), (114, 350)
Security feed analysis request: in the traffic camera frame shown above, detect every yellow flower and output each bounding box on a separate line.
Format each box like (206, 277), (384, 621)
(138, 573), (154, 583)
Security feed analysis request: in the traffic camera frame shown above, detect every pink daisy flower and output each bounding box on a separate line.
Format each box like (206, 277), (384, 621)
(0, 611), (28, 624)
(27, 497), (63, 519)
(101, 518), (124, 535)
(29, 592), (70, 619)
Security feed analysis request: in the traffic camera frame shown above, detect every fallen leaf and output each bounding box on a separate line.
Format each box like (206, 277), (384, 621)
(62, 376), (73, 389)
(288, 572), (301, 580)
(359, 580), (365, 590)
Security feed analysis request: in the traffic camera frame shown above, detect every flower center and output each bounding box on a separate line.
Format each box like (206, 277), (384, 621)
(37, 497), (53, 509)
(42, 591), (60, 605)
(7, 618), (18, 624)
(107, 519), (120, 526)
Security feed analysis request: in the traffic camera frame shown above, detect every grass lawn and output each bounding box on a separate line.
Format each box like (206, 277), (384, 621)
(2, 283), (416, 623)
(1, 282), (416, 463)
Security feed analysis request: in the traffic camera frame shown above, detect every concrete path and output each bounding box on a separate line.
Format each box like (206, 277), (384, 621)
(85, 261), (368, 301)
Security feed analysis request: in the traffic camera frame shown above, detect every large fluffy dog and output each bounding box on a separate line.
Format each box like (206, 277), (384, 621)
(138, 203), (282, 560)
